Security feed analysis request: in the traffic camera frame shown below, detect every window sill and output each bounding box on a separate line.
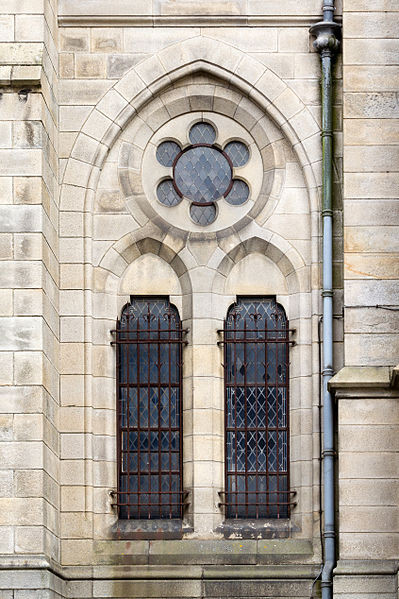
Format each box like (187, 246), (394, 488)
(111, 519), (193, 540)
(216, 518), (296, 539)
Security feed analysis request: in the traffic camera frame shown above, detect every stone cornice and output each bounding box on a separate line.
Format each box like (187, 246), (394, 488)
(58, 14), (342, 27)
(329, 366), (399, 395)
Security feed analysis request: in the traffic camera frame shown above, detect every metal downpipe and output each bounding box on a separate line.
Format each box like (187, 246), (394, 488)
(309, 3), (341, 598)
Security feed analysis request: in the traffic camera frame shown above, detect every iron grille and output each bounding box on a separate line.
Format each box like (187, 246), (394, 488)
(221, 297), (294, 519)
(113, 298), (185, 519)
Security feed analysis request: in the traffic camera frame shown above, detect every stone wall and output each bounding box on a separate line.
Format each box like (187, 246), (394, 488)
(0, 0), (398, 598)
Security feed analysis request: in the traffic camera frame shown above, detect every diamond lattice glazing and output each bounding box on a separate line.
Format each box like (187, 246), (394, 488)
(174, 147), (231, 203)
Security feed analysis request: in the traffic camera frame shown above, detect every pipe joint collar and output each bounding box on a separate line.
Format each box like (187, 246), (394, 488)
(322, 449), (336, 459)
(309, 21), (341, 54)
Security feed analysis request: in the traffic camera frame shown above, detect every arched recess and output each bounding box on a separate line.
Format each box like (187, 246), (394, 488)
(60, 36), (321, 218)
(209, 234), (313, 536)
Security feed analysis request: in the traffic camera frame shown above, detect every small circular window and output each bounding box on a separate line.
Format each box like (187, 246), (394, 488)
(155, 122), (250, 226)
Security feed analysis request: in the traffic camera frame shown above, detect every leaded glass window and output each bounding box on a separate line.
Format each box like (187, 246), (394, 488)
(115, 298), (184, 519)
(224, 298), (290, 519)
(155, 121), (250, 226)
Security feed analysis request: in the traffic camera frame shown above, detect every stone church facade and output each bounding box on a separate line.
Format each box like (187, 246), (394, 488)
(0, 1), (398, 598)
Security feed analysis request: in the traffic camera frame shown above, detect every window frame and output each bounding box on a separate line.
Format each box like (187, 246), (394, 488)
(114, 296), (185, 521)
(222, 296), (292, 520)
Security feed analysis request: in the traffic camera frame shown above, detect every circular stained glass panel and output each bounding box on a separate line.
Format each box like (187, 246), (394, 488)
(189, 122), (217, 145)
(225, 179), (250, 206)
(174, 147), (232, 203)
(156, 141), (181, 167)
(224, 141), (249, 167)
(156, 179), (182, 207)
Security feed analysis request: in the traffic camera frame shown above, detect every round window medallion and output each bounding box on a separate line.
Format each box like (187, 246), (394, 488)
(140, 112), (264, 233)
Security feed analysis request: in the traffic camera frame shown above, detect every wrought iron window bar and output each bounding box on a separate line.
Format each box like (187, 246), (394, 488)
(221, 298), (295, 519)
(112, 298), (186, 520)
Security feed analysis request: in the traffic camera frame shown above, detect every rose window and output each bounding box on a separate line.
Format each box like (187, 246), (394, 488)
(155, 122), (250, 226)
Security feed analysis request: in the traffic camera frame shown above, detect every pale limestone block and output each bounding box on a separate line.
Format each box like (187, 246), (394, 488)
(0, 178), (12, 205)
(15, 14), (43, 42)
(0, 206), (41, 235)
(203, 27), (277, 53)
(0, 123), (11, 149)
(0, 234), (12, 260)
(114, 68), (147, 103)
(60, 0), (152, 15)
(334, 575), (396, 595)
(0, 415), (12, 441)
(81, 109), (114, 144)
(289, 108), (319, 140)
(13, 414), (43, 441)
(60, 28), (89, 52)
(253, 68), (286, 102)
(60, 316), (85, 343)
(14, 351), (42, 384)
(345, 92), (399, 119)
(93, 214), (138, 241)
(340, 423), (399, 453)
(61, 433), (85, 459)
(340, 530), (399, 559)
(14, 289), (43, 316)
(274, 88), (304, 120)
(60, 184), (87, 212)
(60, 460), (85, 485)
(124, 27), (198, 54)
(0, 290), (12, 316)
(13, 177), (42, 204)
(344, 254), (399, 280)
(97, 89), (128, 122)
(75, 53), (107, 79)
(0, 440), (42, 470)
(63, 158), (92, 188)
(0, 385), (43, 415)
(59, 211), (84, 238)
(249, 0), (327, 14)
(59, 237), (84, 264)
(341, 505), (398, 533)
(61, 513), (92, 539)
(294, 53), (320, 79)
(345, 12), (399, 38)
(345, 145), (399, 173)
(107, 53), (147, 79)
(344, 39), (399, 66)
(91, 28), (122, 53)
(92, 435), (115, 461)
(59, 343), (85, 374)
(1, 316), (42, 352)
(58, 291), (81, 335)
(344, 119), (399, 145)
(92, 345), (113, 378)
(59, 79), (113, 106)
(0, 527), (13, 554)
(345, 333), (399, 367)
(60, 486), (86, 511)
(345, 279), (399, 307)
(156, 0), (245, 15)
(59, 53), (74, 78)
(0, 42), (43, 65)
(135, 54), (167, 87)
(340, 479), (399, 507)
(278, 28), (310, 53)
(0, 149), (41, 176)
(15, 526), (44, 553)
(59, 106), (91, 132)
(120, 253), (181, 295)
(345, 65), (399, 93)
(0, 16), (14, 42)
(14, 233), (42, 261)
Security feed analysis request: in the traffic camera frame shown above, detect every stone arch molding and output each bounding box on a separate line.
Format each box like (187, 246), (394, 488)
(61, 36), (321, 217)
